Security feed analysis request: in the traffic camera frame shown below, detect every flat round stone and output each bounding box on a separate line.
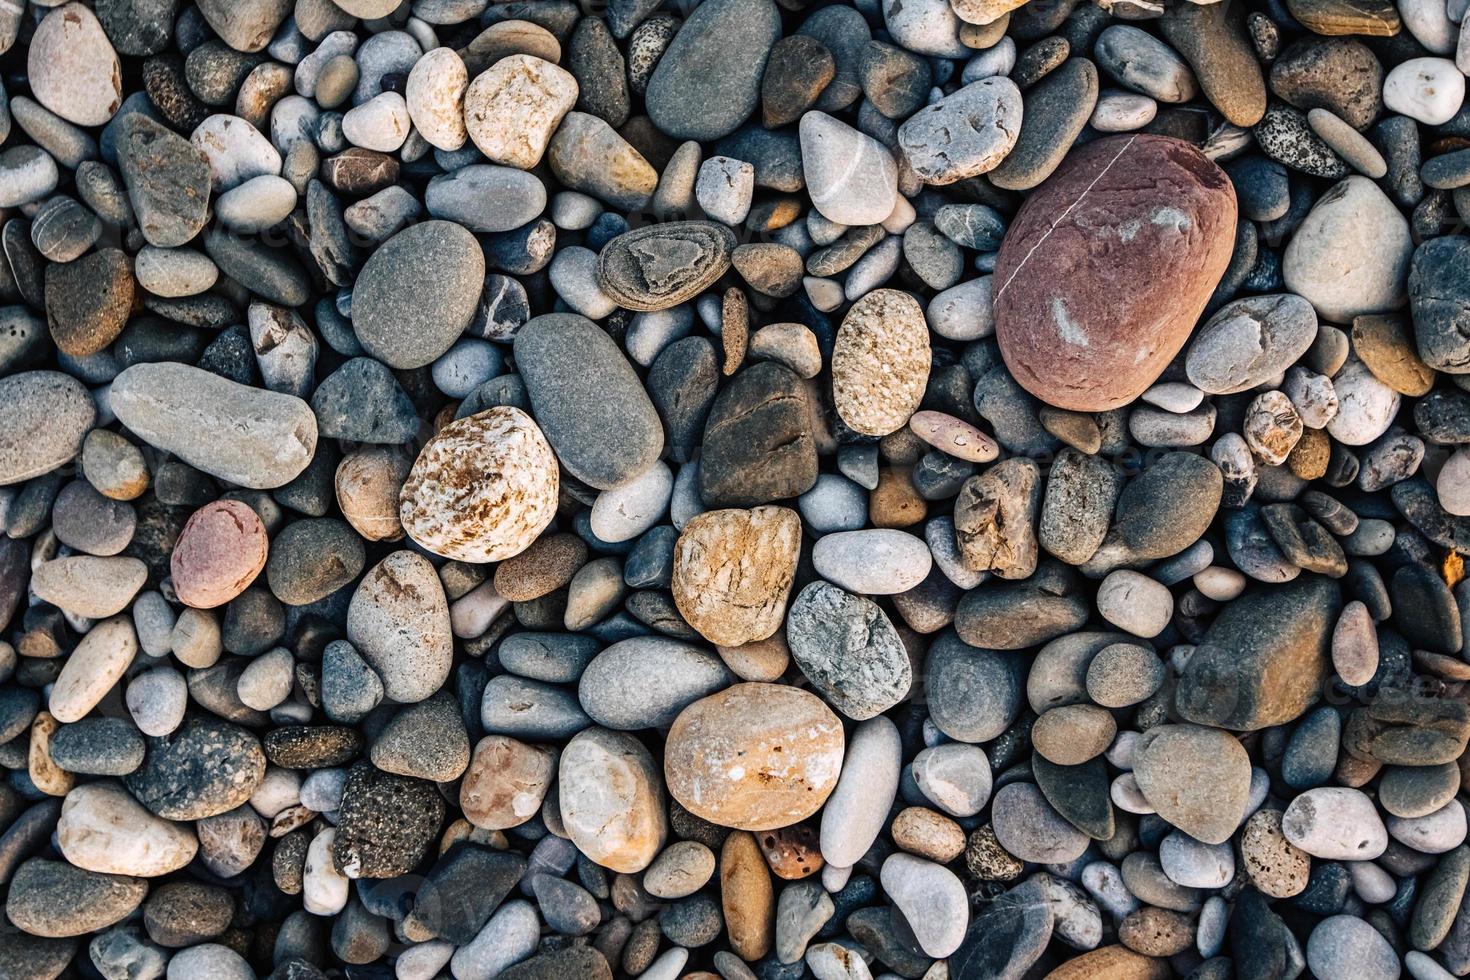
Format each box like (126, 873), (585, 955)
(664, 683), (844, 831)
(351, 220), (484, 369)
(597, 221), (737, 312)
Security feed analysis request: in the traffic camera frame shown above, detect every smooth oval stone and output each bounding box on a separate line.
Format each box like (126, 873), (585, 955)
(819, 715), (901, 868)
(1327, 356), (1400, 446)
(812, 529), (932, 595)
(1095, 25), (1198, 103)
(988, 57), (1099, 192)
(1307, 915), (1399, 980)
(578, 637), (732, 729)
(0, 370), (95, 485)
(49, 616), (138, 724)
(425, 165), (548, 233)
(644, 0), (782, 141)
(1282, 175), (1411, 324)
(881, 854), (968, 957)
(559, 726), (666, 872)
(110, 362), (316, 490)
(993, 134), (1238, 411)
(170, 500), (268, 609)
(6, 858), (147, 938)
(346, 551), (453, 703)
(514, 312), (664, 490)
(991, 781), (1090, 864)
(399, 407), (559, 563)
(57, 780), (197, 877)
(923, 633), (1021, 744)
(832, 288), (930, 437)
(1133, 724), (1252, 845)
(29, 3), (122, 127)
(664, 682), (844, 831)
(352, 219), (485, 369)
(597, 221), (737, 312)
(786, 580), (912, 721)
(1384, 56), (1465, 125)
(1282, 787), (1388, 859)
(1186, 293), (1319, 394)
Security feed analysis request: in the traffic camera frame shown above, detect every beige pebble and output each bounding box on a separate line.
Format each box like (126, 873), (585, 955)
(460, 735), (558, 831)
(399, 407), (559, 563)
(463, 54), (578, 169)
(50, 616), (138, 723)
(672, 506), (802, 647)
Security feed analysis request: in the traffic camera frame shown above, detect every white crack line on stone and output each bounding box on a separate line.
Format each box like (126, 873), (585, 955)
(993, 133), (1139, 303)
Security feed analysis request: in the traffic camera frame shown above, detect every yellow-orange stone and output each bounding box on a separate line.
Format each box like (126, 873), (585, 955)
(672, 506), (801, 647)
(664, 683), (844, 832)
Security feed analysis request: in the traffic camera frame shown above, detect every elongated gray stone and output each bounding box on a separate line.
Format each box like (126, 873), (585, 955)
(110, 362), (316, 490)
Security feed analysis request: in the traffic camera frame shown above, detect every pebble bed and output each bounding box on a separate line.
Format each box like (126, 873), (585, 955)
(1, 0), (1470, 978)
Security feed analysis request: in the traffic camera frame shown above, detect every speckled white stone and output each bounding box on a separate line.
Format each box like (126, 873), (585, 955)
(399, 407), (559, 563)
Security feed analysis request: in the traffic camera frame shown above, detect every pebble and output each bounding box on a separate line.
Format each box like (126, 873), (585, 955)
(1133, 724), (1252, 845)
(559, 727), (666, 872)
(1282, 787), (1388, 859)
(110, 362), (316, 489)
(57, 780), (196, 877)
(1384, 57), (1465, 125)
(29, 3), (122, 128)
(400, 407), (558, 563)
(1307, 915), (1400, 980)
(880, 853), (968, 957)
(1186, 293), (1319, 394)
(898, 77), (1022, 184)
(1283, 176), (1411, 324)
(171, 499), (269, 609)
(800, 111), (897, 227)
(346, 551), (452, 704)
(351, 220), (485, 370)
(665, 683), (843, 831)
(672, 505), (801, 647)
(786, 581), (912, 720)
(812, 529), (932, 595)
(994, 134), (1238, 411)
(1095, 571), (1173, 638)
(0, 370), (95, 486)
(515, 312), (664, 490)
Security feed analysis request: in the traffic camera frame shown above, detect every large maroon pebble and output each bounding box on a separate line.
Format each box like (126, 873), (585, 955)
(171, 499), (269, 609)
(992, 134), (1238, 412)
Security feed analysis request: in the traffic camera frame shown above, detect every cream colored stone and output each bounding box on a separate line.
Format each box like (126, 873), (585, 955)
(58, 781), (198, 877)
(672, 506), (801, 647)
(31, 555), (146, 618)
(29, 711), (75, 797)
(28, 3), (122, 127)
(399, 407), (559, 563)
(559, 727), (667, 873)
(463, 54), (578, 169)
(406, 47), (469, 151)
(832, 288), (931, 436)
(50, 616), (138, 723)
